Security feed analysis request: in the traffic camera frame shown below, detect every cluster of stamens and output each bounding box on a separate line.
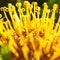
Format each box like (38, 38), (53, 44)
(0, 1), (60, 60)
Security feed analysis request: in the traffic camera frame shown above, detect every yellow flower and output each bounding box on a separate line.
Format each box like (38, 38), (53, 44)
(0, 1), (60, 60)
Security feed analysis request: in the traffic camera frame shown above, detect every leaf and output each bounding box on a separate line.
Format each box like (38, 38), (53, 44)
(0, 55), (3, 60)
(1, 43), (11, 60)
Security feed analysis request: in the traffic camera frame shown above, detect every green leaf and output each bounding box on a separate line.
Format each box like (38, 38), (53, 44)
(0, 55), (3, 60)
(1, 43), (11, 60)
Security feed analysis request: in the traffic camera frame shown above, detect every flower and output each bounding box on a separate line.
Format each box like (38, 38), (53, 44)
(0, 1), (60, 60)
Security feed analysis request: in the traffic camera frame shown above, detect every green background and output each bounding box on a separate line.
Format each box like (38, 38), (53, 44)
(0, 0), (60, 8)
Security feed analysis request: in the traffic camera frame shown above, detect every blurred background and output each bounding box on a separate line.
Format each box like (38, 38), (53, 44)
(0, 0), (60, 9)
